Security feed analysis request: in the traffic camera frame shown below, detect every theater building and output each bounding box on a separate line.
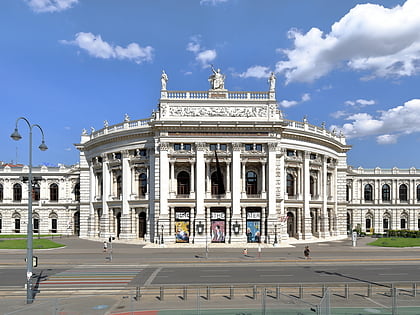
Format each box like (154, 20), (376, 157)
(1, 70), (420, 244)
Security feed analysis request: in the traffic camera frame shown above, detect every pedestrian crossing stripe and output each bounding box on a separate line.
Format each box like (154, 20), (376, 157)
(39, 268), (142, 287)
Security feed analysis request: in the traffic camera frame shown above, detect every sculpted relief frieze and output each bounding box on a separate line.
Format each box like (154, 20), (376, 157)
(163, 105), (268, 118)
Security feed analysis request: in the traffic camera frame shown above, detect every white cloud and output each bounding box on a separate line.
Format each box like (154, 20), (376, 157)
(345, 99), (376, 107)
(332, 99), (420, 144)
(25, 0), (78, 13)
(279, 93), (311, 108)
(200, 0), (228, 6)
(61, 32), (153, 64)
(238, 66), (271, 79)
(186, 36), (216, 68)
(276, 0), (420, 83)
(377, 134), (398, 144)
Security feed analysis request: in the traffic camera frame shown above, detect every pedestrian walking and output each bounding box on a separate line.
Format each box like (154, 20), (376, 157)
(304, 245), (310, 259)
(258, 243), (262, 258)
(103, 241), (108, 253)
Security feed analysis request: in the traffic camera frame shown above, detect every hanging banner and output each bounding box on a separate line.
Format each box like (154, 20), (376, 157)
(246, 210), (261, 243)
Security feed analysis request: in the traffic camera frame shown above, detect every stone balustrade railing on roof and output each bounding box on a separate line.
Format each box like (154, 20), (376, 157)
(284, 119), (345, 144)
(90, 117), (152, 139)
(351, 167), (420, 175)
(163, 90), (271, 100)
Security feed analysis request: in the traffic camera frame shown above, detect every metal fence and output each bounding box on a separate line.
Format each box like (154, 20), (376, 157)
(2, 282), (420, 315)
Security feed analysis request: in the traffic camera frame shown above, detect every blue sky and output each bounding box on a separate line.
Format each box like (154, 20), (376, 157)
(1, 0), (420, 168)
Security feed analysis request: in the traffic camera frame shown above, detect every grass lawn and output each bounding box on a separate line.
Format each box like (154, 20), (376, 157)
(0, 239), (65, 249)
(368, 237), (420, 247)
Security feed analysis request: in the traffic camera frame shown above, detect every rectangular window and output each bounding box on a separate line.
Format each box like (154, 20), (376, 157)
(219, 144), (227, 151)
(255, 144), (262, 151)
(174, 143), (182, 150)
(287, 150), (296, 157)
(209, 144), (217, 151)
(138, 149), (147, 156)
(183, 144), (191, 150)
(310, 153), (317, 160)
(245, 144), (253, 151)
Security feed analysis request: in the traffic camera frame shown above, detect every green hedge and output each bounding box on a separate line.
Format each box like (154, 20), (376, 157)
(385, 230), (420, 238)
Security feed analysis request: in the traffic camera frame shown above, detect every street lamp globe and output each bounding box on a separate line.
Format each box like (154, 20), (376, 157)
(10, 128), (22, 141)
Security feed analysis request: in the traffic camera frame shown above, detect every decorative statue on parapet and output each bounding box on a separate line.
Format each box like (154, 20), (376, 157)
(268, 72), (276, 92)
(161, 70), (168, 90)
(209, 65), (226, 90)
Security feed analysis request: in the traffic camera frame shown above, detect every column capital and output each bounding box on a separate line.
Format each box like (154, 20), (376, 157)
(232, 143), (242, 151)
(195, 142), (207, 151)
(160, 142), (170, 151)
(268, 142), (278, 152)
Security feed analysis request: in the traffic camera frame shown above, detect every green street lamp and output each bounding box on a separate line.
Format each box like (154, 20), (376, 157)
(11, 117), (47, 304)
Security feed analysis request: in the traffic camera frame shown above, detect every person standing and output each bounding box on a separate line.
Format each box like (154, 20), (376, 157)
(258, 243), (262, 258)
(304, 245), (310, 259)
(103, 241), (108, 253)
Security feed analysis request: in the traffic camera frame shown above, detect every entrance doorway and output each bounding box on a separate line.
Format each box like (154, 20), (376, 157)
(139, 212), (146, 238)
(287, 211), (295, 237)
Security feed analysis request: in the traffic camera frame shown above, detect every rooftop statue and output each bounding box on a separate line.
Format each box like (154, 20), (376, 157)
(161, 70), (168, 90)
(209, 65), (225, 90)
(268, 72), (276, 92)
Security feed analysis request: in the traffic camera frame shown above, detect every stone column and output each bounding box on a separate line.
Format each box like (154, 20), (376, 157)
(231, 143), (243, 242)
(159, 142), (170, 242)
(88, 164), (96, 237)
(301, 151), (312, 239)
(267, 142), (278, 240)
(226, 161), (231, 197)
(120, 151), (135, 239)
(100, 155), (111, 238)
(320, 156), (329, 237)
(195, 143), (206, 243)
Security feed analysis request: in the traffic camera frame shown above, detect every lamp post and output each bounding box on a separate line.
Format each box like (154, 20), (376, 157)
(161, 224), (164, 244)
(274, 224), (278, 245)
(10, 117), (48, 304)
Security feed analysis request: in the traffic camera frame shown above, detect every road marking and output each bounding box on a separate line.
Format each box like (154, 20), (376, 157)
(378, 273), (408, 276)
(260, 274), (293, 277)
(144, 267), (162, 286)
(200, 275), (231, 278)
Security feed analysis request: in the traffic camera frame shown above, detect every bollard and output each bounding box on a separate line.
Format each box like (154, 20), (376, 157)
(230, 285), (234, 300)
(160, 286), (164, 301)
(207, 286), (210, 300)
(367, 284), (372, 298)
(253, 285), (257, 299)
(413, 283), (417, 297)
(299, 284), (303, 299)
(276, 285), (280, 300)
(345, 284), (349, 300)
(135, 286), (141, 301)
(322, 284), (326, 297)
(390, 283), (395, 297)
(183, 285), (187, 301)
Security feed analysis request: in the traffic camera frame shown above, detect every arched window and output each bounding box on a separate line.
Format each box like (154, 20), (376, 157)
(366, 217), (372, 231)
(211, 171), (225, 195)
(417, 184), (420, 201)
(12, 212), (21, 233)
(116, 175), (122, 199)
(139, 173), (147, 197)
(177, 171), (190, 195)
(246, 171), (258, 195)
(33, 213), (40, 233)
(382, 184), (390, 201)
(33, 183), (40, 201)
(364, 184), (373, 201)
(383, 214), (390, 231)
(401, 217), (407, 229)
(346, 185), (350, 202)
(310, 176), (315, 197)
(287, 174), (295, 196)
(49, 212), (58, 233)
(0, 184), (3, 201)
(50, 183), (59, 201)
(13, 183), (22, 201)
(399, 184), (408, 201)
(74, 183), (80, 201)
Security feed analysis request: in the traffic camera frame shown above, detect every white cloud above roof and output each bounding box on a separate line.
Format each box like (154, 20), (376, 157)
(332, 99), (420, 144)
(186, 36), (217, 68)
(60, 32), (153, 64)
(276, 0), (420, 83)
(25, 0), (78, 13)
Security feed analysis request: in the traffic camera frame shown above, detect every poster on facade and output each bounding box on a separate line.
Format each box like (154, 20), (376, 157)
(246, 210), (261, 243)
(175, 210), (190, 243)
(211, 221), (225, 242)
(211, 211), (226, 243)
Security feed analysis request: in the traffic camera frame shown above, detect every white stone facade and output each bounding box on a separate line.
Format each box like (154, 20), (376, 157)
(1, 72), (419, 243)
(0, 164), (80, 235)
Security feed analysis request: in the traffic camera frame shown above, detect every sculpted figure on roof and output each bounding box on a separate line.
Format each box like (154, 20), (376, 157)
(209, 65), (225, 90)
